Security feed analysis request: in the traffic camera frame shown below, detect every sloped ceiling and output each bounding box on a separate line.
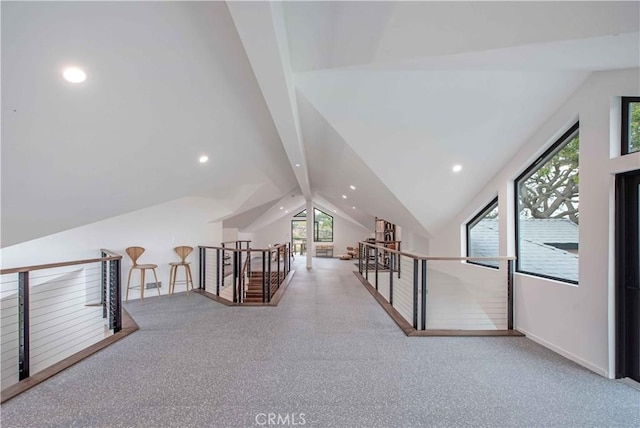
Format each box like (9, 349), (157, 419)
(224, 0), (638, 237)
(2, 1), (639, 247)
(1, 2), (297, 247)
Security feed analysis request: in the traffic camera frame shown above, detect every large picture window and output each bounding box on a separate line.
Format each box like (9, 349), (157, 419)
(466, 197), (499, 269)
(313, 208), (333, 242)
(515, 122), (579, 284)
(290, 208), (333, 243)
(622, 97), (640, 155)
(291, 220), (306, 241)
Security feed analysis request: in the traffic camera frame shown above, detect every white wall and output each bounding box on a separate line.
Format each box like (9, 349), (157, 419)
(223, 228), (239, 243)
(238, 232), (255, 243)
(402, 230), (430, 255)
(429, 68), (640, 377)
(0, 197), (224, 299)
(250, 208), (370, 256)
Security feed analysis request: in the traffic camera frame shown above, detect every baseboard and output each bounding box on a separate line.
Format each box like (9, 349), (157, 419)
(518, 327), (608, 377)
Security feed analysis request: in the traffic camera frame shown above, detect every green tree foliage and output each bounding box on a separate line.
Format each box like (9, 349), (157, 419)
(292, 220), (306, 240)
(484, 205), (498, 220)
(629, 102), (640, 152)
(291, 209), (333, 242)
(519, 134), (579, 224)
(314, 209), (333, 242)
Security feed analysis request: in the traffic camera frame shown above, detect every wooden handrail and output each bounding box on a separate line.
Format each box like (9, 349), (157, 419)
(199, 243), (287, 253)
(1, 253), (123, 275)
(220, 240), (252, 244)
(359, 241), (516, 262)
(100, 249), (121, 258)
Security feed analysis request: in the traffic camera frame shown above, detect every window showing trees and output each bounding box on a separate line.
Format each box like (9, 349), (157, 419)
(291, 219), (306, 241)
(290, 208), (333, 242)
(515, 122), (579, 284)
(313, 208), (333, 242)
(466, 197), (499, 269)
(622, 97), (640, 155)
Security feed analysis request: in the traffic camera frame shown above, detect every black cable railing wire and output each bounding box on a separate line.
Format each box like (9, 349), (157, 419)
(23, 264), (107, 376)
(423, 260), (507, 329)
(199, 244), (291, 304)
(1, 277), (20, 387)
(358, 242), (512, 331)
(1, 255), (121, 390)
(392, 256), (419, 324)
(28, 270), (102, 296)
(31, 323), (106, 366)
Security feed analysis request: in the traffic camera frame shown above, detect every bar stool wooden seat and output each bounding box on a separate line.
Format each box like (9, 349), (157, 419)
(125, 246), (160, 301)
(169, 246), (194, 295)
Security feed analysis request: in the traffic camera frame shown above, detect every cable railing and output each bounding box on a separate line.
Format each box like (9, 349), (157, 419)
(0, 250), (122, 392)
(198, 242), (291, 304)
(358, 241), (515, 333)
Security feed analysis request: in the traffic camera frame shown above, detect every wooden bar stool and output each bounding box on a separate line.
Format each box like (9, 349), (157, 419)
(169, 246), (194, 295)
(125, 246), (160, 301)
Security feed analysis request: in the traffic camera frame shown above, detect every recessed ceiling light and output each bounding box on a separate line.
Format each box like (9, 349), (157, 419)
(452, 164), (463, 173)
(285, 210), (289, 213)
(352, 206), (356, 210)
(279, 206), (284, 210)
(295, 163), (301, 167)
(62, 67), (86, 83)
(333, 210), (337, 213)
(199, 155), (209, 163)
(342, 195), (347, 199)
(350, 185), (356, 190)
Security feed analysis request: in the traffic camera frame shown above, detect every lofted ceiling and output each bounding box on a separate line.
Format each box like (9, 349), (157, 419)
(1, 1), (297, 247)
(2, 1), (639, 248)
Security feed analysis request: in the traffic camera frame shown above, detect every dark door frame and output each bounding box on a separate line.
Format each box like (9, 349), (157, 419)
(615, 169), (640, 380)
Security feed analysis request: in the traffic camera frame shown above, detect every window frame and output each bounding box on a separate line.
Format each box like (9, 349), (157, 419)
(621, 96), (640, 156)
(291, 219), (306, 242)
(514, 121), (579, 285)
(313, 208), (333, 243)
(290, 208), (334, 243)
(466, 196), (499, 269)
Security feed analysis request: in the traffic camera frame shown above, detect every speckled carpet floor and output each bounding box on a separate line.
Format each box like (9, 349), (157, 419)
(1, 258), (638, 427)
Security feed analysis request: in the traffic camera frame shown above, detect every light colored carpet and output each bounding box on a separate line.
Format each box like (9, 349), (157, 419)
(1, 258), (638, 427)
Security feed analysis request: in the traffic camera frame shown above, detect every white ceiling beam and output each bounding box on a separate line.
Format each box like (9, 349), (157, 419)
(226, 1), (311, 198)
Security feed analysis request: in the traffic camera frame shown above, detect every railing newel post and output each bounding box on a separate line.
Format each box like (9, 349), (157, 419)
(413, 259), (419, 329)
(216, 249), (221, 296)
(397, 243), (402, 279)
(389, 252), (394, 305)
(268, 250), (272, 303)
(216, 247), (225, 296)
(198, 247), (203, 290)
(374, 247), (379, 291)
(18, 272), (30, 381)
(421, 259), (427, 331)
(508, 259), (514, 330)
(262, 251), (266, 303)
(113, 258), (122, 332)
(365, 245), (369, 281)
(277, 246), (281, 287)
(232, 251), (237, 303)
(101, 252), (108, 319)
